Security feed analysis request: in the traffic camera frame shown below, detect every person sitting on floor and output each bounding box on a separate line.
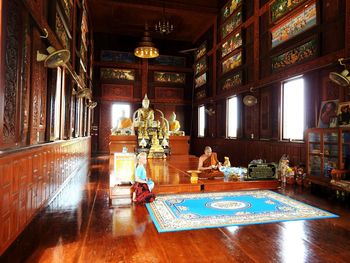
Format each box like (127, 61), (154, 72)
(197, 146), (224, 179)
(131, 152), (155, 203)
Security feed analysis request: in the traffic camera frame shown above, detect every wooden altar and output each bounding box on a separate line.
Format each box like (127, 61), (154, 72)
(109, 135), (137, 155)
(169, 136), (190, 155)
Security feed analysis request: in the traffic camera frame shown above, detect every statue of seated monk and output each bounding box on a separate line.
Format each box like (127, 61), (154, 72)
(197, 146), (224, 179)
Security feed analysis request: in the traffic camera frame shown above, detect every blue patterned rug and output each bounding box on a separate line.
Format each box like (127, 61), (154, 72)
(146, 190), (338, 232)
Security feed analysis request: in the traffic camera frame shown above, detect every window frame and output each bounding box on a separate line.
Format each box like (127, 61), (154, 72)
(281, 76), (305, 142)
(198, 105), (205, 137)
(226, 96), (238, 139)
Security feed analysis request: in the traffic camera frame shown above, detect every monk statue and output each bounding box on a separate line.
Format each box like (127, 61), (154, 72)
(133, 94), (155, 127)
(197, 146), (224, 179)
(169, 112), (180, 132)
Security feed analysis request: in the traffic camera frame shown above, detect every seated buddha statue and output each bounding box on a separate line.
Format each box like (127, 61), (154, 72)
(133, 94), (155, 127)
(169, 112), (180, 132)
(197, 146), (224, 179)
(111, 110), (133, 135)
(168, 112), (184, 136)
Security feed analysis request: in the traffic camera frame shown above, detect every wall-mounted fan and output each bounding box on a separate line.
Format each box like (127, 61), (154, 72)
(87, 101), (97, 109)
(243, 87), (258, 107)
(243, 95), (257, 106)
(329, 58), (350, 87)
(76, 88), (92, 99)
(205, 107), (216, 116)
(36, 46), (70, 68)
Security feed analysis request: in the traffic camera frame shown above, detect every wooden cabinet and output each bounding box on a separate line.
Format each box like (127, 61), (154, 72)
(306, 128), (350, 186)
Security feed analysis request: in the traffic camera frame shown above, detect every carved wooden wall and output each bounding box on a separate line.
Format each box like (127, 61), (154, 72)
(0, 0), (94, 151)
(0, 137), (91, 256)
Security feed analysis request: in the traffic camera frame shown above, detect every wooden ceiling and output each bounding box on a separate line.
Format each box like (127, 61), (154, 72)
(88, 0), (220, 42)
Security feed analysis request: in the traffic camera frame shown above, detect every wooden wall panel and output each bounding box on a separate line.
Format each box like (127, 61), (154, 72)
(243, 101), (259, 139)
(155, 87), (184, 101)
(0, 137), (90, 256)
(260, 87), (272, 139)
(29, 27), (47, 145)
(101, 84), (134, 100)
(191, 137), (305, 167)
(98, 102), (112, 153)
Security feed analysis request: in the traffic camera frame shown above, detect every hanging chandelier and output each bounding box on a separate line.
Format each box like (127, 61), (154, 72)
(134, 24), (159, 59)
(155, 1), (174, 35)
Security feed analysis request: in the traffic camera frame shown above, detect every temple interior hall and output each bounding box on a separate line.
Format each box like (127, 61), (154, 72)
(1, 0), (350, 262)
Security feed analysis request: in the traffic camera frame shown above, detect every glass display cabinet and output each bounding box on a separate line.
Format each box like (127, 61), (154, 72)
(306, 128), (350, 186)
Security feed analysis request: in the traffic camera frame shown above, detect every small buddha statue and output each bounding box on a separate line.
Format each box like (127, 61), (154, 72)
(223, 157), (231, 167)
(148, 133), (165, 158)
(169, 112), (181, 132)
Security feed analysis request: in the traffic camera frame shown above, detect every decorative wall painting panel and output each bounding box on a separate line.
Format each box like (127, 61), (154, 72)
(100, 68), (135, 81)
(221, 0), (242, 22)
(55, 12), (70, 50)
(222, 51), (242, 74)
(195, 57), (207, 76)
(195, 42), (207, 61)
(271, 39), (318, 71)
(153, 55), (186, 67)
(196, 89), (206, 100)
(221, 9), (242, 39)
(154, 72), (186, 84)
(195, 73), (207, 88)
(100, 50), (136, 63)
(222, 31), (242, 58)
(271, 0), (306, 23)
(221, 71), (242, 90)
(271, 2), (316, 48)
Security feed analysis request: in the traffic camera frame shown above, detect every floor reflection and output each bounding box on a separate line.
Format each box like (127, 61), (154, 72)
(281, 221), (307, 263)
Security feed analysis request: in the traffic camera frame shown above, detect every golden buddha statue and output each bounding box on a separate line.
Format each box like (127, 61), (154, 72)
(148, 133), (165, 158)
(133, 94), (155, 127)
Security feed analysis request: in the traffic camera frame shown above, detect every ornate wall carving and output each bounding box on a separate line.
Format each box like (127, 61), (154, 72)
(3, 0), (20, 145)
(98, 102), (112, 152)
(20, 14), (32, 145)
(101, 84), (133, 99)
(29, 28), (46, 144)
(155, 87), (184, 101)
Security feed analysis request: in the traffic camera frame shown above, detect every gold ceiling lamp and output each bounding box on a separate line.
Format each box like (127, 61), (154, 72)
(134, 23), (159, 59)
(155, 0), (174, 35)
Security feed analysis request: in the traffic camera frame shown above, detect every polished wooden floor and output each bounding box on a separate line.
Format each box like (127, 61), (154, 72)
(1, 155), (350, 263)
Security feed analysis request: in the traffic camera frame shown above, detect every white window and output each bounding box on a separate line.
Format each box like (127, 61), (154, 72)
(54, 67), (62, 140)
(198, 106), (205, 137)
(112, 103), (131, 128)
(227, 97), (238, 138)
(282, 77), (305, 140)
